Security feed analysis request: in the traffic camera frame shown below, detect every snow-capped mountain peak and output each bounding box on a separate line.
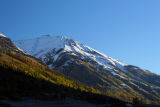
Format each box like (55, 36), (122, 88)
(14, 35), (126, 71)
(14, 35), (160, 101)
(15, 35), (66, 56)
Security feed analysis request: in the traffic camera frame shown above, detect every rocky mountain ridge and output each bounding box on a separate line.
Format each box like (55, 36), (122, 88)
(14, 34), (160, 103)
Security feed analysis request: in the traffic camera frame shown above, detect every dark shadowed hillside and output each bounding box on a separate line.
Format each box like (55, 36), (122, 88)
(0, 35), (128, 106)
(15, 35), (160, 104)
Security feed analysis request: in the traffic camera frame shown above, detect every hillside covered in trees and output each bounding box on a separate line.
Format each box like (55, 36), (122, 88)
(1, 35), (160, 107)
(0, 35), (129, 106)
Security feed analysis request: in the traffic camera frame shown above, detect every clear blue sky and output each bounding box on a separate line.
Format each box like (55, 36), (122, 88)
(0, 0), (160, 74)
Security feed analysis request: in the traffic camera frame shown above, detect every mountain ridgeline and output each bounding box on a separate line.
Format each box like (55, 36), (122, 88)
(14, 35), (160, 104)
(0, 34), (125, 104)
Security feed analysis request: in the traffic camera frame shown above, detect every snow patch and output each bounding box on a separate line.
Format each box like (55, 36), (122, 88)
(121, 84), (126, 88)
(111, 72), (126, 79)
(0, 33), (7, 37)
(14, 35), (127, 72)
(63, 60), (72, 66)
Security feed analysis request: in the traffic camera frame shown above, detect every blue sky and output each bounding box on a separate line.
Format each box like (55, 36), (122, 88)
(0, 0), (160, 74)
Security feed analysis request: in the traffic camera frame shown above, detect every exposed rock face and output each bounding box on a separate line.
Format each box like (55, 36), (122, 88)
(0, 34), (25, 55)
(14, 35), (160, 102)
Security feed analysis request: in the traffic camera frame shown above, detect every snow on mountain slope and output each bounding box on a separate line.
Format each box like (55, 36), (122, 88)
(0, 33), (26, 54)
(14, 35), (160, 103)
(14, 35), (127, 71)
(0, 33), (7, 38)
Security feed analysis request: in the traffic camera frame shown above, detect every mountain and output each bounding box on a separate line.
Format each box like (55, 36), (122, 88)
(1, 34), (125, 105)
(0, 33), (24, 53)
(14, 35), (160, 104)
(14, 35), (126, 70)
